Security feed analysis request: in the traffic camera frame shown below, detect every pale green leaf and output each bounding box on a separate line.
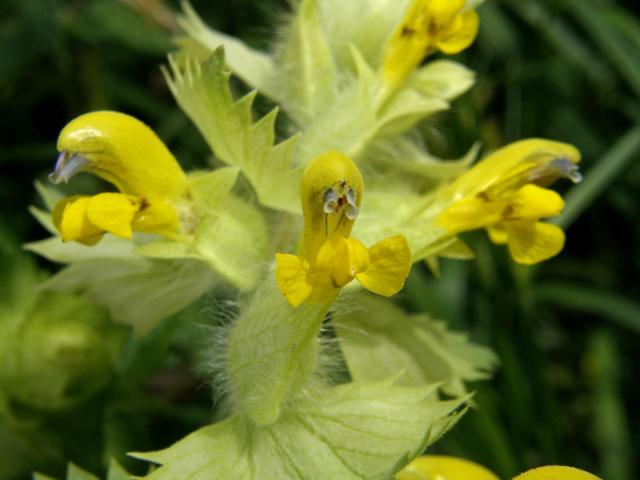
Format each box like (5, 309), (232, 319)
(135, 240), (199, 260)
(274, 0), (338, 123)
(193, 196), (269, 290)
(377, 89), (448, 137)
(29, 205), (56, 234)
(187, 165), (239, 211)
(177, 1), (280, 101)
(316, 0), (409, 73)
(163, 49), (302, 212)
(366, 137), (479, 182)
(297, 47), (470, 164)
(373, 61), (475, 138)
(39, 257), (217, 335)
(409, 60), (476, 101)
(294, 46), (377, 162)
(24, 235), (136, 264)
(333, 293), (497, 396)
(35, 180), (64, 210)
(225, 281), (328, 425)
(133, 379), (467, 480)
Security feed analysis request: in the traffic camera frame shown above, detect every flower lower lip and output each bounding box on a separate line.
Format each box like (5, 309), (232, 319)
(49, 151), (89, 184)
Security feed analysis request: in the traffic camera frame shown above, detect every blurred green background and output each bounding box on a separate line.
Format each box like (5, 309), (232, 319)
(1, 0), (639, 479)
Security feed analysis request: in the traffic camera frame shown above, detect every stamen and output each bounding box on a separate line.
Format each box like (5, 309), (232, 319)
(346, 188), (357, 207)
(550, 158), (583, 183)
(345, 187), (359, 220)
(323, 189), (339, 214)
(529, 157), (582, 185)
(345, 205), (359, 220)
(49, 152), (90, 184)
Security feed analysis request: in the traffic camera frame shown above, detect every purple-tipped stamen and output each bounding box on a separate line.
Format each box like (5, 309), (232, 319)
(48, 152), (89, 184)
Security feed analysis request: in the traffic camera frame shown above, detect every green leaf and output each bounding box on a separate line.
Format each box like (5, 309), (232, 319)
(39, 257), (217, 335)
(316, 0), (406, 74)
(333, 293), (497, 397)
(24, 235), (136, 264)
(366, 136), (479, 182)
(28, 206), (56, 234)
(225, 281), (328, 425)
(274, 0), (338, 123)
(409, 60), (476, 102)
(296, 47), (474, 165)
(163, 49), (301, 213)
(33, 460), (131, 480)
(187, 165), (239, 211)
(177, 1), (281, 101)
(133, 380), (467, 480)
(192, 195), (269, 289)
(35, 180), (64, 211)
(376, 89), (448, 137)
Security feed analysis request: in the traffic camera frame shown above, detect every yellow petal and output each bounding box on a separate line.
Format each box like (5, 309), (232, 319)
(437, 195), (506, 234)
(428, 0), (466, 22)
(56, 111), (187, 200)
(452, 139), (581, 198)
(487, 224), (508, 245)
(346, 237), (370, 276)
(513, 465), (601, 480)
(356, 235), (411, 297)
(437, 10), (480, 54)
(382, 0), (469, 88)
(275, 253), (312, 307)
(396, 455), (499, 480)
(508, 184), (564, 220)
(506, 221), (565, 265)
(315, 236), (354, 287)
(86, 193), (142, 239)
(54, 196), (104, 246)
(132, 200), (180, 237)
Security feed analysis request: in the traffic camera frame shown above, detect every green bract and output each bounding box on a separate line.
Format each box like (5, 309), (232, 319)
(333, 292), (497, 397)
(133, 380), (467, 480)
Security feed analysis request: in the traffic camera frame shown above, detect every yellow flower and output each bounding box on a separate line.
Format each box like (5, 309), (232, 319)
(50, 111), (188, 245)
(513, 466), (601, 480)
(396, 456), (601, 480)
(395, 455), (499, 480)
(383, 0), (479, 88)
(275, 151), (411, 307)
(437, 139), (582, 265)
